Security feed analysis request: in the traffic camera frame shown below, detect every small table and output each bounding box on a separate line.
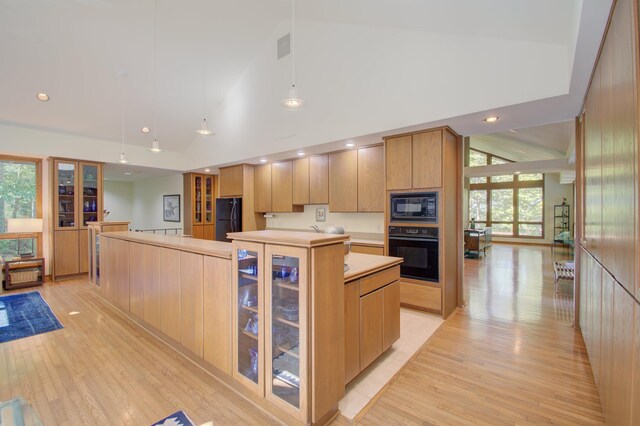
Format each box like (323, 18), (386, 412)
(553, 261), (574, 294)
(464, 228), (492, 259)
(2, 256), (45, 291)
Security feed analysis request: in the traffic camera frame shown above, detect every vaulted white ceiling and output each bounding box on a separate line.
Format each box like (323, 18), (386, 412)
(0, 0), (611, 171)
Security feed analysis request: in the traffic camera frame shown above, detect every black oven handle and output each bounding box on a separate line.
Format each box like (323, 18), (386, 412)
(388, 237), (439, 242)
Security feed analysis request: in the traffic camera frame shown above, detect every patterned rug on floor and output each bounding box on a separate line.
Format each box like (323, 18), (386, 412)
(151, 410), (195, 426)
(0, 291), (63, 343)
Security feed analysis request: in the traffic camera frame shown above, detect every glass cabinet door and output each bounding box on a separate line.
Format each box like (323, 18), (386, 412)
(233, 241), (264, 394)
(194, 175), (203, 224)
(56, 161), (77, 229)
(266, 245), (307, 418)
(80, 163), (99, 227)
(205, 176), (213, 224)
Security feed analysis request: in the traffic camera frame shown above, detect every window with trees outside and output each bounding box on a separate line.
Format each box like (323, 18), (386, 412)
(468, 149), (544, 238)
(0, 156), (42, 256)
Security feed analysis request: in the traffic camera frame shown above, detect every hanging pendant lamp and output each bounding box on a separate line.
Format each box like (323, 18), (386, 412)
(196, 60), (214, 136)
(118, 72), (129, 164)
(282, 0), (303, 109)
(149, 0), (163, 153)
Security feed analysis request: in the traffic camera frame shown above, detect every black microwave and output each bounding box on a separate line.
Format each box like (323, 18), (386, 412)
(390, 192), (438, 223)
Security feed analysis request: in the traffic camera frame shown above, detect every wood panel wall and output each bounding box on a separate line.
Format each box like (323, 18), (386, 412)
(578, 0), (640, 423)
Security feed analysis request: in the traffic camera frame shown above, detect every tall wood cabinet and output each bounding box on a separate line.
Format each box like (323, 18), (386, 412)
(383, 127), (460, 319)
(51, 158), (103, 280)
(183, 173), (216, 239)
(229, 231), (346, 424)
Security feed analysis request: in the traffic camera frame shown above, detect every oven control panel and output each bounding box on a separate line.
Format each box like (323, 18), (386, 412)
(388, 226), (439, 239)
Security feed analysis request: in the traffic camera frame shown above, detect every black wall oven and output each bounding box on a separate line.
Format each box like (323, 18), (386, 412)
(390, 192), (437, 223)
(388, 226), (439, 282)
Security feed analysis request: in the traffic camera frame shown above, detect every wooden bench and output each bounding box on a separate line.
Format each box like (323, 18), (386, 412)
(553, 261), (575, 293)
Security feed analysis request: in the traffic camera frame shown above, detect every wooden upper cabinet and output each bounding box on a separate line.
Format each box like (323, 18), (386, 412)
(329, 150), (358, 212)
(412, 130), (442, 189)
(357, 146), (384, 212)
(254, 164), (272, 212)
(309, 155), (329, 204)
(219, 165), (244, 197)
(385, 135), (412, 191)
(272, 161), (300, 212)
(292, 157), (310, 205)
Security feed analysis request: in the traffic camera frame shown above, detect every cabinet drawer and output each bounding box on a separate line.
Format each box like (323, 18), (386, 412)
(351, 244), (384, 256)
(400, 282), (441, 312)
(360, 265), (400, 296)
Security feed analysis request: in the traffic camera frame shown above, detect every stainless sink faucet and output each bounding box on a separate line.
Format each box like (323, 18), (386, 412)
(309, 225), (320, 233)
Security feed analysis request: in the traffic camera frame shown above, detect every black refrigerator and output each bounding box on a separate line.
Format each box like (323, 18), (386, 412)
(215, 197), (242, 242)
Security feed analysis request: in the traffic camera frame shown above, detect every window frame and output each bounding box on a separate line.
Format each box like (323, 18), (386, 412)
(0, 154), (43, 256)
(468, 149), (545, 239)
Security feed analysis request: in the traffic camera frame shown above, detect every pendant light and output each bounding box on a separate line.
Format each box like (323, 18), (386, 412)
(118, 71), (128, 164)
(282, 0), (303, 109)
(196, 61), (213, 136)
(149, 0), (163, 152)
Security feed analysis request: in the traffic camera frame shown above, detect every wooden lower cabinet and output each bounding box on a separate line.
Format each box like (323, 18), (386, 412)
(400, 281), (441, 313)
(159, 248), (181, 342)
(192, 225), (204, 239)
(203, 225), (214, 241)
(203, 255), (232, 374)
(79, 229), (89, 273)
(143, 245), (162, 329)
(180, 251), (204, 357)
(112, 238), (130, 311)
(54, 230), (79, 277)
(344, 280), (361, 384)
(383, 281), (401, 351)
(360, 288), (384, 370)
(346, 276), (401, 383)
(351, 244), (384, 256)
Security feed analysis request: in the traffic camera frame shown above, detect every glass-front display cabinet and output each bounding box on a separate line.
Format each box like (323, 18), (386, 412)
(194, 175), (203, 225)
(80, 163), (100, 227)
(55, 161), (77, 229)
(232, 241), (265, 395)
(265, 245), (308, 419)
(205, 175), (214, 224)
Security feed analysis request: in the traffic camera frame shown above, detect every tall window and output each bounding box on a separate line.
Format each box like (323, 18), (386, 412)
(468, 149), (544, 238)
(0, 156), (42, 256)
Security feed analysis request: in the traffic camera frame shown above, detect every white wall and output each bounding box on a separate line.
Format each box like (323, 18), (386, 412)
(266, 204), (384, 234)
(103, 181), (133, 224)
(185, 19), (570, 169)
(131, 174), (184, 231)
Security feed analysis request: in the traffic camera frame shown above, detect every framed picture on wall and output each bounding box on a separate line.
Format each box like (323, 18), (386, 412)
(163, 194), (180, 222)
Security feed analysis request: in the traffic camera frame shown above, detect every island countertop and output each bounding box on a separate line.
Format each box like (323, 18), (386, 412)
(345, 252), (403, 282)
(101, 231), (233, 259)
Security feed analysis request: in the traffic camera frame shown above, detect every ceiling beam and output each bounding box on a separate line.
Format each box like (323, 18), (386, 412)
(464, 158), (573, 177)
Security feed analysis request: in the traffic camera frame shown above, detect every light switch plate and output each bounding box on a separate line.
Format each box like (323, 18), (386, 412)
(315, 208), (326, 222)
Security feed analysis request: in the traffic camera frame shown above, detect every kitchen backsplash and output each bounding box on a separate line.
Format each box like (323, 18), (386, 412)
(266, 204), (384, 234)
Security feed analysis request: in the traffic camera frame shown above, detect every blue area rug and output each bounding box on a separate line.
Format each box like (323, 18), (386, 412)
(0, 291), (63, 343)
(151, 410), (195, 426)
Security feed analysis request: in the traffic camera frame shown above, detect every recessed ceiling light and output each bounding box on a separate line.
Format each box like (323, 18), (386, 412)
(296, 152), (304, 156)
(36, 92), (49, 102)
(141, 127), (150, 134)
(515, 171), (521, 175)
(124, 172), (132, 175)
(508, 129), (518, 134)
(345, 142), (355, 148)
(483, 116), (500, 123)
(260, 159), (267, 163)
(205, 168), (210, 172)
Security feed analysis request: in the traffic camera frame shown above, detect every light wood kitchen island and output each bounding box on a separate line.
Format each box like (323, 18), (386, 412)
(97, 231), (402, 425)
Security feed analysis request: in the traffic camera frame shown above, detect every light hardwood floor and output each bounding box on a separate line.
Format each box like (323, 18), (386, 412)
(0, 280), (278, 425)
(1, 244), (603, 425)
(345, 244), (604, 425)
